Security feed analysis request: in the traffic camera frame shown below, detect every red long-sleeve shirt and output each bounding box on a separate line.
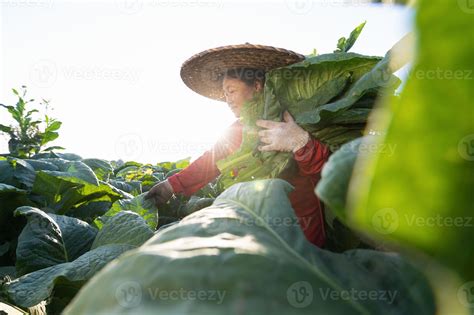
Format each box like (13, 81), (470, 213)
(167, 120), (330, 247)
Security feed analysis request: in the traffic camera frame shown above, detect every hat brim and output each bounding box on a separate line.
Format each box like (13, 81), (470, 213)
(180, 44), (305, 102)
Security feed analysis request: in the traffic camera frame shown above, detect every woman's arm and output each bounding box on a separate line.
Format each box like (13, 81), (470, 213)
(293, 137), (331, 176)
(167, 121), (243, 196)
(256, 110), (330, 176)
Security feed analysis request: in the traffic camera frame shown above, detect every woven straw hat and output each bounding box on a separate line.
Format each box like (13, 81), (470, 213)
(180, 43), (305, 102)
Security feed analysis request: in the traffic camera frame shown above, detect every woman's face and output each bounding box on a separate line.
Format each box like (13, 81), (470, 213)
(222, 77), (262, 117)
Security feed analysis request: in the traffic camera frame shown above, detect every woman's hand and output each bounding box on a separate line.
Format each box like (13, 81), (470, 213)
(256, 111), (310, 153)
(144, 179), (174, 207)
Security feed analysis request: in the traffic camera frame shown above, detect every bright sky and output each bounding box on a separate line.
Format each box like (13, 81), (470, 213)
(0, 0), (413, 164)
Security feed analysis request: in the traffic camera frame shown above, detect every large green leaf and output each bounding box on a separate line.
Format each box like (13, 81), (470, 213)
(91, 211), (154, 249)
(113, 161), (142, 177)
(31, 162), (122, 214)
(0, 183), (28, 224)
(64, 200), (113, 223)
(23, 158), (59, 171)
(82, 158), (113, 181)
(108, 179), (142, 195)
(268, 53), (382, 119)
(14, 207), (97, 276)
(315, 137), (378, 251)
(293, 52), (400, 125)
(316, 137), (364, 221)
(3, 210), (155, 309)
(155, 158), (191, 173)
(98, 192), (158, 230)
(347, 0), (474, 284)
(0, 158), (36, 189)
(64, 179), (434, 314)
(178, 196), (215, 218)
(35, 159), (98, 185)
(0, 182), (23, 205)
(99, 180), (134, 199)
(2, 244), (134, 308)
(0, 184), (32, 266)
(31, 152), (82, 161)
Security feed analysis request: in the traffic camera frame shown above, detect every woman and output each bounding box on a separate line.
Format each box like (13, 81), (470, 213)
(145, 44), (330, 247)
